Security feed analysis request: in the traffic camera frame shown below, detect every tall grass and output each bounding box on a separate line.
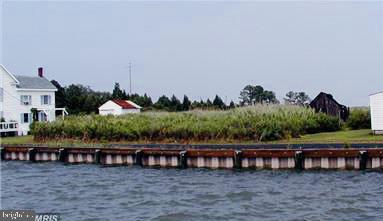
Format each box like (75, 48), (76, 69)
(31, 105), (341, 142)
(346, 107), (371, 130)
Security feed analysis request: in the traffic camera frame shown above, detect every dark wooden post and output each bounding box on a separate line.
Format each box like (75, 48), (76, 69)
(179, 151), (187, 169)
(359, 150), (368, 170)
(58, 148), (68, 162)
(135, 150), (143, 166)
(0, 147), (5, 160)
(28, 148), (36, 162)
(234, 150), (242, 169)
(94, 149), (101, 164)
(295, 151), (304, 170)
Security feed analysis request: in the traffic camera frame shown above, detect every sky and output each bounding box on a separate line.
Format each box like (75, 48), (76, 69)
(1, 1), (383, 106)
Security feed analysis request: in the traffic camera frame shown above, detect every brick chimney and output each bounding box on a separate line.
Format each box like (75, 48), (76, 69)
(38, 67), (43, 78)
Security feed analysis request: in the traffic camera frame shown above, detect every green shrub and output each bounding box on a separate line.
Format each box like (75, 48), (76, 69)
(31, 105), (341, 142)
(346, 108), (371, 130)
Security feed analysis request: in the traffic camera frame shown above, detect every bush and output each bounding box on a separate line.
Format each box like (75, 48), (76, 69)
(31, 105), (341, 142)
(346, 108), (371, 130)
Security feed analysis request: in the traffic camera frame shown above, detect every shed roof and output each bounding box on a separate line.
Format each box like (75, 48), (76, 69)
(112, 100), (142, 109)
(310, 92), (342, 107)
(15, 75), (57, 90)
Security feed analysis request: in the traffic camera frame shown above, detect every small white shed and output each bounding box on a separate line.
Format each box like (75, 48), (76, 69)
(98, 100), (142, 116)
(370, 91), (383, 134)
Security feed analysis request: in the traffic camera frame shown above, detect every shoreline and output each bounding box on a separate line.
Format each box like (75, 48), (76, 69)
(2, 144), (383, 170)
(3, 142), (383, 149)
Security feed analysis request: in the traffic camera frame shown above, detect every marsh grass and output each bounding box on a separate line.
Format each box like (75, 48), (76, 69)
(31, 105), (341, 142)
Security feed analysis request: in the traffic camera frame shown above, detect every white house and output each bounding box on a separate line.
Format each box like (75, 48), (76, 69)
(370, 91), (383, 135)
(98, 100), (142, 116)
(0, 65), (66, 136)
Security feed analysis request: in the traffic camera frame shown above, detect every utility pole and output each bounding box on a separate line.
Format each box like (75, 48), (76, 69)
(129, 62), (132, 94)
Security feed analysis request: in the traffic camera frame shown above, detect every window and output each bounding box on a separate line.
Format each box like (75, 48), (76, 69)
(41, 95), (51, 105)
(0, 87), (3, 102)
(20, 95), (32, 105)
(20, 113), (31, 124)
(38, 112), (48, 122)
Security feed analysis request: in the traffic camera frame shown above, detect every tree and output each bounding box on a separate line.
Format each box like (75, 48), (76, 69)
(182, 95), (191, 111)
(229, 101), (236, 109)
(112, 83), (127, 100)
(213, 95), (226, 109)
(142, 93), (153, 107)
(206, 99), (213, 109)
(284, 91), (311, 105)
(154, 95), (172, 110)
(63, 84), (111, 114)
(128, 93), (153, 108)
(51, 80), (66, 108)
(284, 91), (296, 104)
(170, 95), (182, 111)
(263, 90), (278, 104)
(65, 84), (90, 114)
(239, 85), (278, 105)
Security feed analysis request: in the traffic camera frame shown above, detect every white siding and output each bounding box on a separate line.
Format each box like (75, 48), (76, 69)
(370, 92), (383, 131)
(16, 90), (56, 134)
(121, 109), (140, 114)
(2, 67), (19, 124)
(0, 67), (3, 114)
(99, 101), (123, 116)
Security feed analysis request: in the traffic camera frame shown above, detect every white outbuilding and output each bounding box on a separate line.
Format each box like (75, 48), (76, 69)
(370, 91), (383, 134)
(98, 100), (142, 116)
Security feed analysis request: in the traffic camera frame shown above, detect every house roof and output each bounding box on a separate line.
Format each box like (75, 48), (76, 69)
(369, 91), (383, 97)
(0, 64), (20, 84)
(14, 75), (57, 90)
(112, 100), (142, 109)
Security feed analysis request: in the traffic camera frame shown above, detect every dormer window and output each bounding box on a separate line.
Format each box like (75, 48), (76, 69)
(41, 95), (51, 105)
(20, 95), (32, 105)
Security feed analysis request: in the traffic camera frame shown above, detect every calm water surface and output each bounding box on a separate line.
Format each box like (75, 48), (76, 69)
(2, 161), (383, 221)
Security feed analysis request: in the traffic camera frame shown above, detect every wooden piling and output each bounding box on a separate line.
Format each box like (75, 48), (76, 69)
(0, 147), (4, 160)
(179, 151), (187, 169)
(359, 151), (368, 170)
(58, 148), (68, 162)
(234, 150), (242, 169)
(295, 151), (304, 170)
(28, 148), (36, 162)
(135, 150), (143, 166)
(94, 149), (101, 164)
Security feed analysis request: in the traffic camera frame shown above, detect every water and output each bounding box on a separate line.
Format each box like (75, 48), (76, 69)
(2, 161), (383, 221)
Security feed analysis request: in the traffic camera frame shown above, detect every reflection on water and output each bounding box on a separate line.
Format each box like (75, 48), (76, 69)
(2, 161), (383, 221)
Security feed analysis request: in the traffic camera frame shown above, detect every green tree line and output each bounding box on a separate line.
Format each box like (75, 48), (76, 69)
(51, 80), (311, 115)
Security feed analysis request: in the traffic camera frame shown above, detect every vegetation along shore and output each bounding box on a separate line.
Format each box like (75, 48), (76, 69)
(30, 105), (343, 143)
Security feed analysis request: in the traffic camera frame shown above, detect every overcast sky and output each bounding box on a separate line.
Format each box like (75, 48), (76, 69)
(1, 1), (382, 106)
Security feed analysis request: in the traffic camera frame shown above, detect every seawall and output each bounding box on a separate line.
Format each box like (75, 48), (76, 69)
(2, 144), (383, 170)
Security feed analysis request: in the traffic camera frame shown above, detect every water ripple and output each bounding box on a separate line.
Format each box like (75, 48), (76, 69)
(2, 161), (383, 221)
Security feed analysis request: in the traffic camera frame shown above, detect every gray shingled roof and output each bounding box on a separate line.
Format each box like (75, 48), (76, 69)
(14, 75), (57, 90)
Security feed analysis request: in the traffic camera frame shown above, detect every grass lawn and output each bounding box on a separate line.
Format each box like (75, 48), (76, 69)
(1, 135), (34, 145)
(276, 129), (383, 144)
(1, 129), (383, 146)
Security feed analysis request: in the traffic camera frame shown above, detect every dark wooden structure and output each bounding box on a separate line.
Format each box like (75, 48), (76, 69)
(310, 92), (349, 121)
